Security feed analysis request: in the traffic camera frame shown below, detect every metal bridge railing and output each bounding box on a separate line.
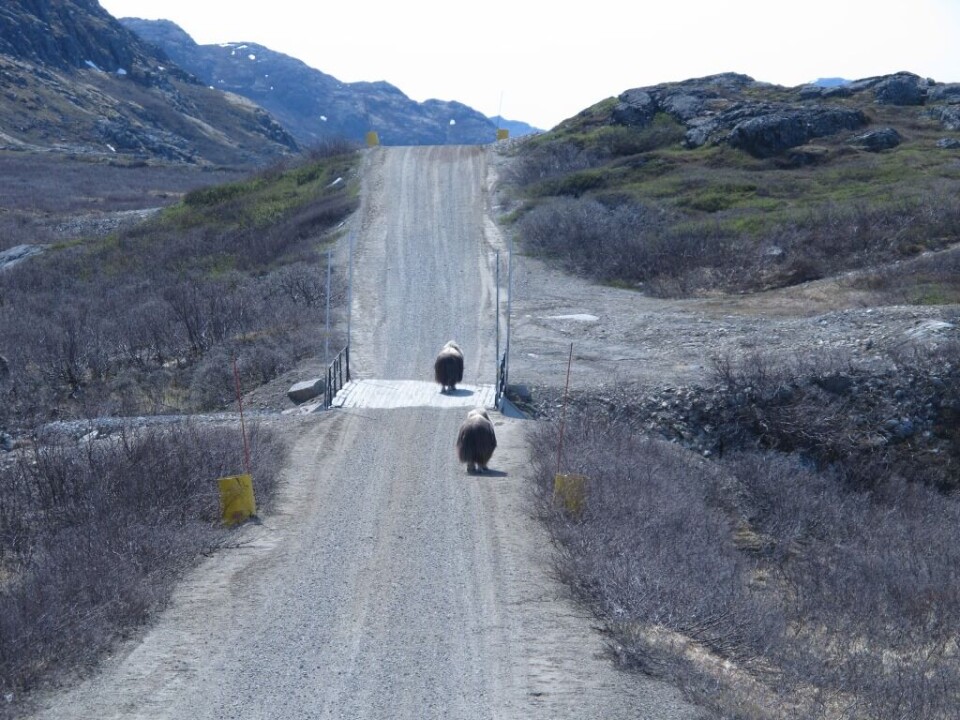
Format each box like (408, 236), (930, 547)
(324, 344), (350, 409)
(495, 352), (507, 409)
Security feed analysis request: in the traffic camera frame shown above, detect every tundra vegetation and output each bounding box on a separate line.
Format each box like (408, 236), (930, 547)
(505, 77), (960, 719)
(0, 140), (361, 711)
(503, 83), (960, 301)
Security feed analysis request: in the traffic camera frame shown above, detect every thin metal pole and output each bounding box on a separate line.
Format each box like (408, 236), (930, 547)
(325, 248), (332, 362)
(495, 251), (500, 399)
(232, 356), (251, 475)
(504, 232), (513, 392)
(556, 342), (574, 476)
(347, 230), (354, 351)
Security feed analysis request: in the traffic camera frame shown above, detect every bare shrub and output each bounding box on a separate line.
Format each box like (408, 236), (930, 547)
(851, 244), (960, 304)
(502, 140), (597, 188)
(708, 341), (960, 491)
(302, 137), (361, 160)
(530, 405), (960, 718)
(0, 159), (353, 427)
(516, 196), (739, 294)
(532, 413), (784, 665)
(0, 422), (286, 703)
(236, 193), (356, 269)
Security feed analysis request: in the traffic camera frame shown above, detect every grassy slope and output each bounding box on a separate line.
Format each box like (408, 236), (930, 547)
(505, 89), (960, 301)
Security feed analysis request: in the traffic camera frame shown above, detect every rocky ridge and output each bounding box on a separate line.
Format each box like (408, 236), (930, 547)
(121, 18), (513, 147)
(604, 71), (960, 158)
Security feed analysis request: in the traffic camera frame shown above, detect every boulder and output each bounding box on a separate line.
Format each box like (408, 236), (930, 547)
(287, 378), (326, 405)
(933, 105), (960, 131)
(936, 137), (960, 149)
(684, 104), (777, 149)
(728, 108), (867, 157)
(611, 90), (657, 128)
(848, 127), (902, 151)
(928, 83), (960, 104)
(873, 73), (927, 105)
(614, 74), (760, 139)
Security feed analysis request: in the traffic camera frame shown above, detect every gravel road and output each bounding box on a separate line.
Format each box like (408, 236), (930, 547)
(24, 146), (706, 719)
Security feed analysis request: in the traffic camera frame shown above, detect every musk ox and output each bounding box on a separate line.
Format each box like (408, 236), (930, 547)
(456, 408), (497, 474)
(434, 341), (464, 393)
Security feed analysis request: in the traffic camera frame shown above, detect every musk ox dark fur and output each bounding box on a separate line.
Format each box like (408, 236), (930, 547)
(456, 408), (497, 474)
(434, 341), (464, 393)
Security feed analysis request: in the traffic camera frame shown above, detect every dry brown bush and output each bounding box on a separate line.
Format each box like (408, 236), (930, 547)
(0, 422), (286, 706)
(530, 406), (960, 719)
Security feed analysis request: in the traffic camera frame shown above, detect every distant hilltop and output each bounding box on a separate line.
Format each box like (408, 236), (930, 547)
(813, 77), (852, 87)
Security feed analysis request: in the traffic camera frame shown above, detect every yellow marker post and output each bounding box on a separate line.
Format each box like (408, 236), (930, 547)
(496, 128), (509, 141)
(365, 131), (380, 147)
(553, 473), (587, 517)
(218, 474), (257, 526)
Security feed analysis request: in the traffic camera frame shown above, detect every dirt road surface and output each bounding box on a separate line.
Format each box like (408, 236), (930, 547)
(24, 146), (706, 719)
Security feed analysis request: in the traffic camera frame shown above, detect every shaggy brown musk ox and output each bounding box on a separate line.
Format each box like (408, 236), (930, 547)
(434, 341), (464, 393)
(456, 408), (497, 474)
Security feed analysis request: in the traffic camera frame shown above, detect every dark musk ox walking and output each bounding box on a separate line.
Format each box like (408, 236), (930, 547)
(434, 341), (464, 393)
(456, 408), (497, 474)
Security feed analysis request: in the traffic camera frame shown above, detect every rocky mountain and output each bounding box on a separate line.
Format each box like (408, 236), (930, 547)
(121, 18), (505, 147)
(0, 0), (299, 165)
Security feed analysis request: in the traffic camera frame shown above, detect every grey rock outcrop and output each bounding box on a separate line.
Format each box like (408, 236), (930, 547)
(848, 127), (902, 152)
(932, 105), (960, 131)
(873, 73), (929, 105)
(728, 108), (868, 157)
(0, 244), (43, 271)
(609, 73), (870, 157)
(936, 137), (960, 149)
(602, 71), (960, 159)
(928, 83), (960, 103)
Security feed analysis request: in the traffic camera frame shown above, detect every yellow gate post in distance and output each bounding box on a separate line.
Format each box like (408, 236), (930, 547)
(553, 473), (587, 517)
(365, 131), (380, 147)
(496, 128), (509, 141)
(219, 474), (257, 526)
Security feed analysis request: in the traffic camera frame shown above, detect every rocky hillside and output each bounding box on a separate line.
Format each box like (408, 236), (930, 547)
(503, 70), (960, 299)
(0, 0), (299, 165)
(121, 18), (507, 147)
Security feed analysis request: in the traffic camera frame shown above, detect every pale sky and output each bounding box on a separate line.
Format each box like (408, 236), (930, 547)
(98, 0), (960, 131)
